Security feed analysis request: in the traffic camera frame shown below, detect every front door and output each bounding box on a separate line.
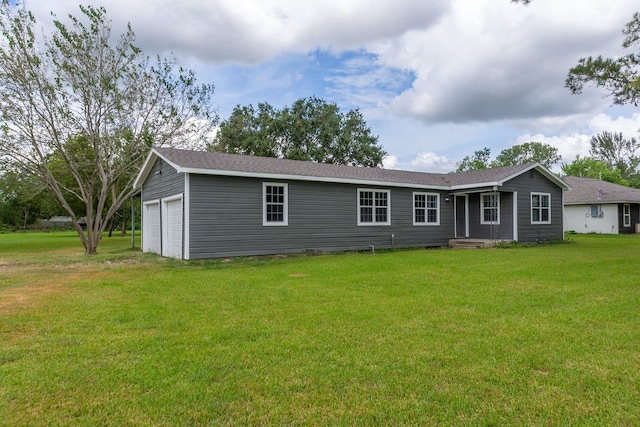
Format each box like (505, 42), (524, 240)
(455, 195), (468, 238)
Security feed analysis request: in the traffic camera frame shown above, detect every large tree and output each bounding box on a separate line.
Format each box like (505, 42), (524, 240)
(561, 155), (630, 186)
(211, 97), (386, 167)
(0, 3), (216, 254)
(588, 131), (639, 180)
(454, 142), (560, 172)
(455, 147), (491, 172)
(566, 12), (640, 106)
(492, 142), (561, 169)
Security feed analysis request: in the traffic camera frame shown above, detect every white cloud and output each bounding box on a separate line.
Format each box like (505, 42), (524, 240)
(35, 0), (450, 64)
(381, 0), (638, 124)
(383, 151), (454, 173)
(589, 113), (640, 136)
(509, 113), (640, 172)
(382, 154), (400, 169)
(410, 151), (454, 173)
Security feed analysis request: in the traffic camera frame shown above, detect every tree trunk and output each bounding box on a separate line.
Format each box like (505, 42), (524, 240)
(23, 206), (29, 231)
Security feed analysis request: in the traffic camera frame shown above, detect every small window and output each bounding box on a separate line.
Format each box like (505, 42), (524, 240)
(358, 189), (390, 225)
(263, 183), (288, 226)
(413, 192), (440, 225)
(480, 193), (500, 225)
(590, 205), (601, 218)
(531, 192), (551, 224)
(623, 204), (631, 227)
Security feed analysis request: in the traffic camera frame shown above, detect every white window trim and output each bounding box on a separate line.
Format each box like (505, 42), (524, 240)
(413, 192), (440, 226)
(623, 203), (631, 227)
(531, 192), (551, 225)
(263, 182), (288, 226)
(357, 189), (391, 226)
(480, 192), (500, 225)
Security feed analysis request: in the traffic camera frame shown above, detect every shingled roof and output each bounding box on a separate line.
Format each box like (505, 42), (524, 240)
(563, 176), (640, 205)
(134, 147), (568, 191)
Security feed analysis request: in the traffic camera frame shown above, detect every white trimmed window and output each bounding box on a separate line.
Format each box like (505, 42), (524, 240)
(358, 189), (390, 225)
(413, 192), (440, 225)
(623, 204), (631, 227)
(531, 192), (551, 224)
(263, 183), (288, 226)
(480, 193), (500, 225)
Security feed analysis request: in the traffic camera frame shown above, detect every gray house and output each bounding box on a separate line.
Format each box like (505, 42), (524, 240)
(563, 176), (640, 234)
(133, 148), (569, 259)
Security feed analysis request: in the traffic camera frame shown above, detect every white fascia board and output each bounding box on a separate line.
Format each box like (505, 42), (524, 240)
(449, 182), (501, 191)
(174, 166), (452, 191)
(564, 200), (629, 206)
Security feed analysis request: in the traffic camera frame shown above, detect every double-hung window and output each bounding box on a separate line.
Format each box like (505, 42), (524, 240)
(531, 192), (551, 224)
(623, 204), (631, 227)
(480, 193), (500, 224)
(413, 192), (440, 225)
(263, 183), (288, 226)
(358, 189), (390, 225)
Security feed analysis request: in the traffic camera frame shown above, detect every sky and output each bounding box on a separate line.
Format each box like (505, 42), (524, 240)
(20, 0), (640, 173)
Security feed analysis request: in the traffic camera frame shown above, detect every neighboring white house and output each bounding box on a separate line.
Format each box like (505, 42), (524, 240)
(563, 176), (640, 234)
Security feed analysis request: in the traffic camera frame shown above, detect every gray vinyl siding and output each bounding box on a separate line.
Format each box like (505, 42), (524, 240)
(188, 174), (454, 259)
(141, 158), (185, 202)
(502, 169), (564, 242)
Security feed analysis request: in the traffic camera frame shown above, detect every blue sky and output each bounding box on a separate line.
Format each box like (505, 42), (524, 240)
(23, 0), (640, 172)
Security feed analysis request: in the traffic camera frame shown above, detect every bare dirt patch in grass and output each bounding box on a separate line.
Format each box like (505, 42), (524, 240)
(0, 259), (152, 315)
(0, 282), (73, 315)
(289, 273), (310, 278)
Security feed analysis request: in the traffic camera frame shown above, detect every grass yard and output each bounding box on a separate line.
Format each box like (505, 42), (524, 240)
(1, 232), (639, 425)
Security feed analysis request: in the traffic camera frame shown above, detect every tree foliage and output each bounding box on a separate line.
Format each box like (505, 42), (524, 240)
(492, 142), (561, 169)
(561, 155), (629, 186)
(566, 12), (640, 106)
(455, 142), (560, 172)
(588, 131), (639, 179)
(0, 3), (216, 254)
(211, 97), (386, 167)
(0, 168), (59, 229)
(455, 147), (492, 172)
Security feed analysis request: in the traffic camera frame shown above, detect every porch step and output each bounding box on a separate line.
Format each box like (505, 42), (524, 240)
(448, 239), (511, 249)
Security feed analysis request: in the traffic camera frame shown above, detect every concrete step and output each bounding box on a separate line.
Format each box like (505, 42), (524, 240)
(448, 239), (510, 249)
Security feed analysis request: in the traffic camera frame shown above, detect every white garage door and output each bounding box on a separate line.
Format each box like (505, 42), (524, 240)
(162, 196), (183, 259)
(143, 201), (161, 254)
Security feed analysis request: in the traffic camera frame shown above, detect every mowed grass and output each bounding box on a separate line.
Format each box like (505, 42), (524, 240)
(1, 232), (639, 425)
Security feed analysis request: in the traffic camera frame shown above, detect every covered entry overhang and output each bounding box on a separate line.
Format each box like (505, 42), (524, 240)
(450, 186), (518, 243)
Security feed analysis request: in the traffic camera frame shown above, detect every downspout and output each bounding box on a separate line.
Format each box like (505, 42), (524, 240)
(492, 185), (498, 242)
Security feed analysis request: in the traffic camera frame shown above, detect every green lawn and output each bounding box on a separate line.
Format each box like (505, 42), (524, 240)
(1, 232), (639, 425)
